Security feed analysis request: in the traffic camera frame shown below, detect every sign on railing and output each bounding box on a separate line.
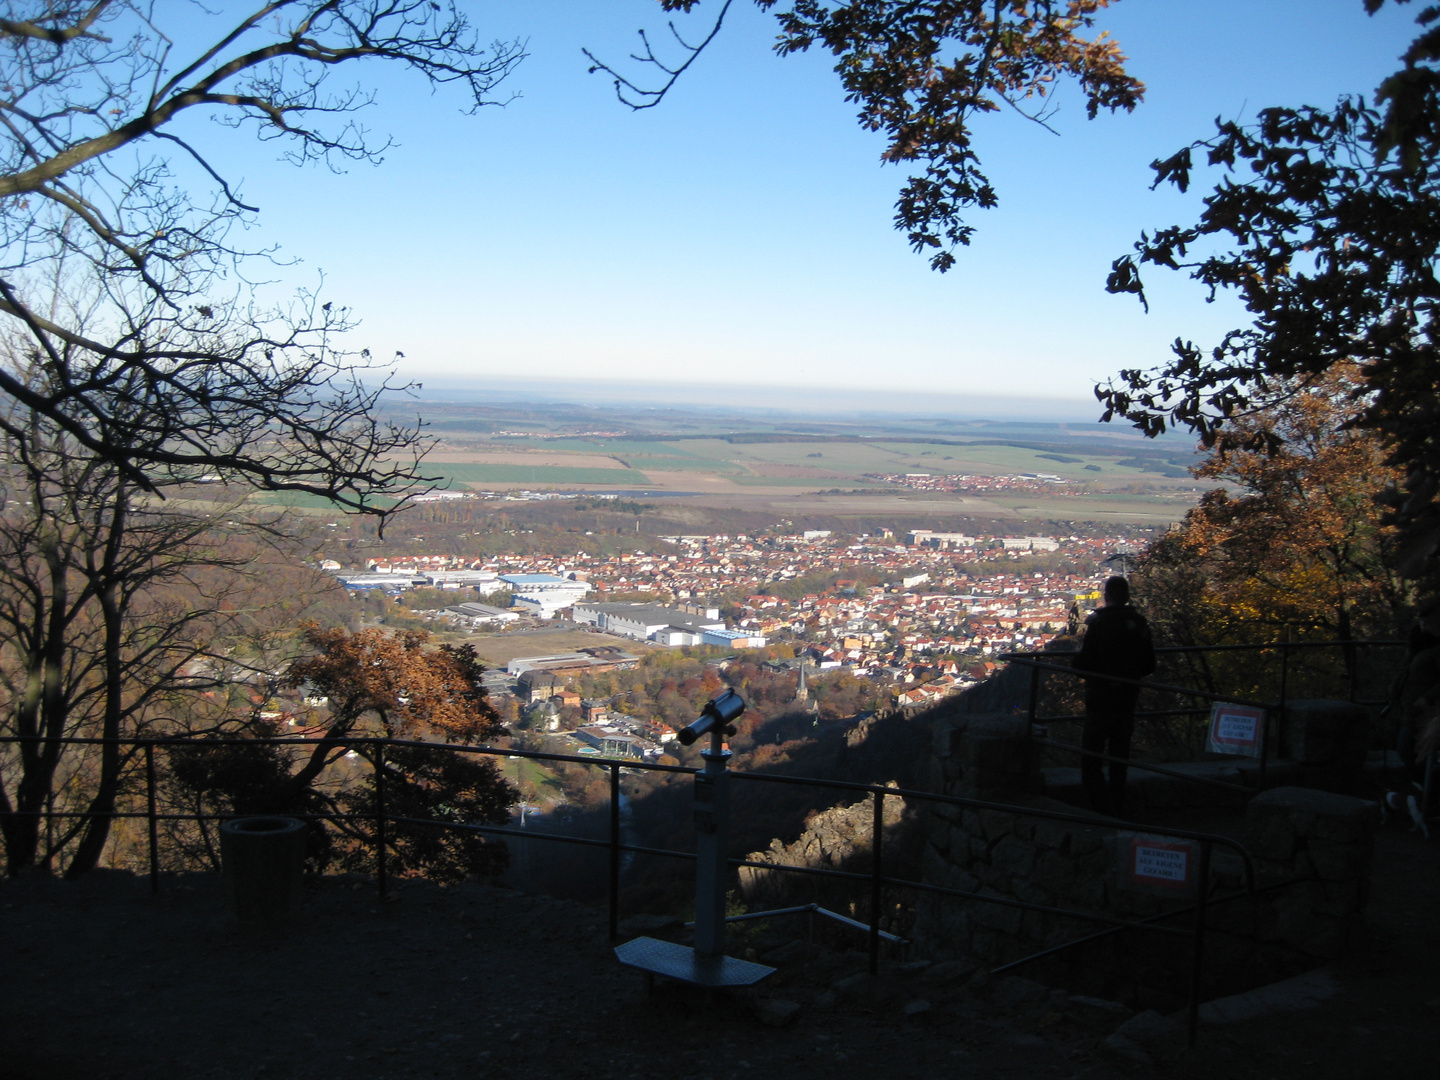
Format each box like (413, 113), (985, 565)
(1121, 833), (1197, 892)
(1206, 703), (1266, 758)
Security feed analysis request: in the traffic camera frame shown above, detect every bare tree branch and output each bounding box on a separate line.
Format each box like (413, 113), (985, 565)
(0, 0), (526, 512)
(587, 1), (1141, 270)
(583, 0), (733, 111)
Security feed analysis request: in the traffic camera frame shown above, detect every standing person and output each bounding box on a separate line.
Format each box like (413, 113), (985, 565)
(1073, 576), (1156, 818)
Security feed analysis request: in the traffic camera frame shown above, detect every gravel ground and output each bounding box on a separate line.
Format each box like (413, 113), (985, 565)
(2, 823), (1435, 1080)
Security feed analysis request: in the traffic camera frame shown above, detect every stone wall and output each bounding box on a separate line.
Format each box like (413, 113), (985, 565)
(1279, 699), (1374, 793)
(912, 708), (1379, 1009)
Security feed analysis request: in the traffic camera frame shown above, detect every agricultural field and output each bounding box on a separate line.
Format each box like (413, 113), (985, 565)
(432, 464), (646, 487)
(253, 397), (1210, 526)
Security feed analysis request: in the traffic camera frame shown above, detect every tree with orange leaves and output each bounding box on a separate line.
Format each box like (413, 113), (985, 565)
(1126, 369), (1410, 756)
(1139, 366), (1408, 649)
(173, 625), (515, 884)
(285, 625), (514, 884)
(285, 626), (505, 751)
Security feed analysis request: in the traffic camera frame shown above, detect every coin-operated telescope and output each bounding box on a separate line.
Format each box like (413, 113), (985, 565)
(676, 688), (745, 750)
(612, 689), (775, 991)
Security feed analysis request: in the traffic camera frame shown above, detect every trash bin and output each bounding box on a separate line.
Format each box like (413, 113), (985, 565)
(219, 816), (308, 923)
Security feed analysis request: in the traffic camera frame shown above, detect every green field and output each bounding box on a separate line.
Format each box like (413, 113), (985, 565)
(867, 441), (1141, 478)
(722, 475), (865, 487)
(673, 436), (1195, 482)
(502, 438), (710, 457)
(611, 455), (749, 473)
(367, 399), (1209, 525)
(678, 439), (902, 474)
(434, 464), (649, 486)
(497, 755), (566, 801)
(250, 491), (399, 510)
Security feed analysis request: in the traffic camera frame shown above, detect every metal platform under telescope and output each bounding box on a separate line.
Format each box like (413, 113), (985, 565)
(614, 936), (776, 989)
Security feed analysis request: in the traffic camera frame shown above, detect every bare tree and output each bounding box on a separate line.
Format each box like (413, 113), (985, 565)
(0, 0), (525, 509)
(0, 0), (529, 870)
(0, 364), (343, 876)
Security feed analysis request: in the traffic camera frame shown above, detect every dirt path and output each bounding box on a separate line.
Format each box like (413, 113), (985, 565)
(2, 822), (1435, 1080)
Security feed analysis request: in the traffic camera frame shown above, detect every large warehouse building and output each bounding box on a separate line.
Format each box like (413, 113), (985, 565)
(571, 601), (726, 646)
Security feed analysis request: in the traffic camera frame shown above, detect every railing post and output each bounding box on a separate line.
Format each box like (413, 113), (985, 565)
(1278, 630), (1291, 715)
(868, 789), (885, 975)
(374, 742), (388, 900)
(43, 791), (54, 875)
(608, 762), (621, 940)
(1273, 630), (1292, 769)
(1023, 661), (1041, 789)
(1187, 839), (1212, 1047)
(146, 741), (160, 894)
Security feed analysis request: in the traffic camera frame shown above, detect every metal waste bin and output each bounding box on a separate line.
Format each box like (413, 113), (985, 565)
(219, 816), (307, 923)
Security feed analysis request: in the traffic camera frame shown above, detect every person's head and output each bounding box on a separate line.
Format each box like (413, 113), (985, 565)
(1103, 576), (1130, 606)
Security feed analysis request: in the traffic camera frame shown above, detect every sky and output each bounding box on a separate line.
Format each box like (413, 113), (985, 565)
(197, 0), (1424, 419)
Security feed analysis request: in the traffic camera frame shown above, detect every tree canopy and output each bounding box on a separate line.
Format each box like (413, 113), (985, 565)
(1137, 365), (1407, 649)
(167, 626), (515, 884)
(284, 626), (515, 883)
(596, 0), (1143, 270)
(1097, 0), (1440, 625)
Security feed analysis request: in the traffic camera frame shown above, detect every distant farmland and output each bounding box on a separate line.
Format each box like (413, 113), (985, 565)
(435, 464), (648, 486)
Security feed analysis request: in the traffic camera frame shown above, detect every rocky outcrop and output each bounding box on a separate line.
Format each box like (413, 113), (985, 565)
(738, 787), (911, 910)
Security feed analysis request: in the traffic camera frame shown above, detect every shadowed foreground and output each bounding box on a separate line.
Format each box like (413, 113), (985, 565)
(1, 826), (1436, 1080)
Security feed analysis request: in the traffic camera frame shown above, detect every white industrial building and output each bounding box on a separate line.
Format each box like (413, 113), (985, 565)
(422, 570), (500, 589)
(444, 602), (519, 627)
(334, 572), (417, 592)
(701, 627), (768, 649)
(499, 573), (591, 618)
(908, 530), (976, 549)
(1001, 536), (1061, 553)
(571, 601), (725, 646)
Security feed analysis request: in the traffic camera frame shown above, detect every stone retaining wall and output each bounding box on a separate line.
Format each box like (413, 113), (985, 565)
(912, 709), (1379, 1008)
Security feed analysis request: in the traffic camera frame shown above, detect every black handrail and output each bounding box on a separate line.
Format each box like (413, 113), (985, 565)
(1002, 656), (1275, 711)
(1000, 636), (1405, 797)
(1, 731), (1275, 1046)
(1030, 737), (1252, 794)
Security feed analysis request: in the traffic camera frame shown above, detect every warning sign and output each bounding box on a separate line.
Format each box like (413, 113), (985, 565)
(1206, 703), (1266, 758)
(1125, 835), (1195, 891)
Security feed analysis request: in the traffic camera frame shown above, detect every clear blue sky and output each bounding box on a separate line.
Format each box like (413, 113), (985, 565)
(214, 0), (1422, 417)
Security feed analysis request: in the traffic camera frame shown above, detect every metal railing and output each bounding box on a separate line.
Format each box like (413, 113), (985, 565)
(1001, 638), (1405, 794)
(1, 731), (1277, 1044)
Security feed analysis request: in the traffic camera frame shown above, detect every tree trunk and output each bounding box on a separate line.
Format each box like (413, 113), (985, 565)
(5, 537), (72, 876)
(64, 498), (128, 878)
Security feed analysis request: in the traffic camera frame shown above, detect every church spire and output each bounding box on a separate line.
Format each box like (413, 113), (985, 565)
(792, 662), (817, 713)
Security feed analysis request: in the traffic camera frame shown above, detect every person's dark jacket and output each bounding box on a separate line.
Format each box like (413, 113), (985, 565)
(1074, 604), (1156, 712)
